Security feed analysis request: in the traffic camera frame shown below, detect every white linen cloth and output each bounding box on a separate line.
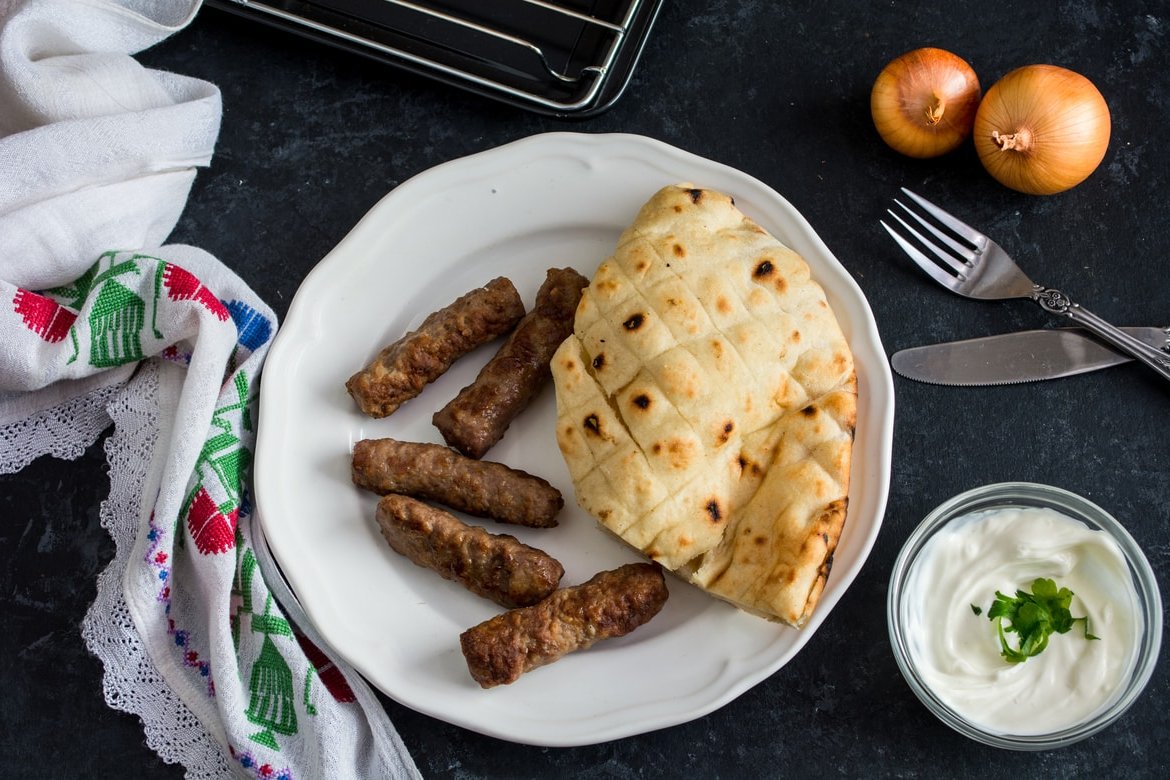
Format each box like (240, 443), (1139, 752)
(0, 1), (420, 777)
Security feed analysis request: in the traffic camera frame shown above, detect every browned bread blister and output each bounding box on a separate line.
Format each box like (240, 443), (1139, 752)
(551, 184), (856, 627)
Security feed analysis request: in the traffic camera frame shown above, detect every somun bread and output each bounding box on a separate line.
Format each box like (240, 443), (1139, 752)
(551, 184), (856, 627)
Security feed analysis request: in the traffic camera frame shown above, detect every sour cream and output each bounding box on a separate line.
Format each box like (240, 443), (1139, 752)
(901, 506), (1141, 735)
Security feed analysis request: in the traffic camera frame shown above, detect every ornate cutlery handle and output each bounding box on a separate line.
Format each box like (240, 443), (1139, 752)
(1034, 286), (1170, 384)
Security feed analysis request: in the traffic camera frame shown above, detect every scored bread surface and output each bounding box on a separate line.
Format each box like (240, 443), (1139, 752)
(551, 184), (857, 627)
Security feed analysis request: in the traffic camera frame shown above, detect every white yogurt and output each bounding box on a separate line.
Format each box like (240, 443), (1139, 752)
(901, 506), (1141, 735)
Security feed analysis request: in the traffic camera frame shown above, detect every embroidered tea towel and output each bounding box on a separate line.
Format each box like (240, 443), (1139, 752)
(0, 1), (420, 777)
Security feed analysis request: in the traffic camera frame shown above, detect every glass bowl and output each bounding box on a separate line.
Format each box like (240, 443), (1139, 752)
(887, 482), (1162, 750)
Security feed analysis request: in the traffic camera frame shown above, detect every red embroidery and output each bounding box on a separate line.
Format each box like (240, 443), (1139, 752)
(186, 486), (238, 555)
(12, 289), (77, 342)
(163, 263), (229, 320)
(294, 632), (356, 703)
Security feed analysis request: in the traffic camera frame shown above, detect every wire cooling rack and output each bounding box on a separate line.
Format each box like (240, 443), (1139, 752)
(209, 0), (664, 116)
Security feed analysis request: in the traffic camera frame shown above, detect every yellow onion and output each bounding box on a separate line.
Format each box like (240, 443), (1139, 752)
(871, 47), (982, 158)
(974, 65), (1111, 195)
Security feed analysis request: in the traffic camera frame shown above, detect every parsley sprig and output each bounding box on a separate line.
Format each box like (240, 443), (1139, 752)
(974, 578), (1099, 664)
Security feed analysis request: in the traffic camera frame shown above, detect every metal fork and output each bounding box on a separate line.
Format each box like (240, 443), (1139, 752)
(882, 188), (1170, 384)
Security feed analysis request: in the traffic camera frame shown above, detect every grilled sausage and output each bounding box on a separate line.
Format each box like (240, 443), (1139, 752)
(433, 267), (589, 458)
(347, 277), (525, 418)
(459, 562), (669, 688)
(353, 438), (563, 528)
(375, 494), (563, 609)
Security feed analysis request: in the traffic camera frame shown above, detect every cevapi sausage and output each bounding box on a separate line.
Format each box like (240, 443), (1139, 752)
(353, 438), (563, 528)
(433, 267), (589, 458)
(459, 562), (669, 688)
(346, 277), (525, 418)
(375, 494), (564, 609)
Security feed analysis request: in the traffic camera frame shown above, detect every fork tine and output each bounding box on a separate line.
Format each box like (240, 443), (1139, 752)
(891, 198), (977, 266)
(899, 188), (985, 246)
(879, 219), (965, 292)
(888, 204), (972, 273)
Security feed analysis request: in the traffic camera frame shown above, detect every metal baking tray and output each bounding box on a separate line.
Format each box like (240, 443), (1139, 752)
(207, 0), (664, 117)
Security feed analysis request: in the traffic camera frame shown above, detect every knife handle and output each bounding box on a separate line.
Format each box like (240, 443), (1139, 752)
(1034, 287), (1170, 384)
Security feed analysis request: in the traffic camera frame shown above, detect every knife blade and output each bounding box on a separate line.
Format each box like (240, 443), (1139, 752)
(891, 327), (1170, 386)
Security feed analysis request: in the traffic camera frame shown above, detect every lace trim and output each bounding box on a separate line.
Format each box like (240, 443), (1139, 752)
(79, 362), (233, 779)
(0, 379), (124, 473)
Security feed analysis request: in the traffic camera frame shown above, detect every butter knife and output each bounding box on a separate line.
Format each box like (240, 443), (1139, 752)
(892, 327), (1170, 386)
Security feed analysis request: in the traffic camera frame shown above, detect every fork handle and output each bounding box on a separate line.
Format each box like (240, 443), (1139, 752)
(1034, 287), (1170, 384)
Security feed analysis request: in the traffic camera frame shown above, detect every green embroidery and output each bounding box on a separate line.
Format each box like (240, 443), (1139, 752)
(233, 543), (304, 749)
(151, 261), (165, 339)
(252, 595), (293, 638)
(48, 253), (171, 368)
(52, 252), (180, 370)
(174, 511), (187, 552)
(231, 545), (258, 651)
(302, 667), (319, 716)
(75, 256), (152, 368)
(240, 548), (258, 615)
(89, 279), (146, 366)
(183, 371), (253, 522)
(67, 327), (80, 365)
(246, 595), (297, 750)
(46, 255), (101, 308)
(247, 635), (297, 750)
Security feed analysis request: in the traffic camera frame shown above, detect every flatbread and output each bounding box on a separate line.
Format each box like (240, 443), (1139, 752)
(551, 184), (856, 627)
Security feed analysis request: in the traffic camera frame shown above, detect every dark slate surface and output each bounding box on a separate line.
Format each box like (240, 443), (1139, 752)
(2, 1), (1168, 777)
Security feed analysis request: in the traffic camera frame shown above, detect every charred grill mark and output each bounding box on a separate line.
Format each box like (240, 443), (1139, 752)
(673, 243), (686, 257)
(754, 259), (774, 279)
(801, 405), (817, 417)
(622, 313), (645, 331)
(632, 394), (651, 410)
(706, 500), (722, 522)
(688, 188), (703, 204)
(583, 414), (601, 435)
(592, 353), (605, 370)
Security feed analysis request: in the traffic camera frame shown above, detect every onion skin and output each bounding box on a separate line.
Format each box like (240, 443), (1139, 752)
(974, 65), (1111, 195)
(871, 47), (982, 158)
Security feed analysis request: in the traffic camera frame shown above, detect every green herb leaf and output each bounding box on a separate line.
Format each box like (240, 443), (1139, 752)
(970, 604), (982, 616)
(979, 578), (1097, 664)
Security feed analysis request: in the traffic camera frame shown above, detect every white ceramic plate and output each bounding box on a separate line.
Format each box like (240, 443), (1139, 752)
(255, 132), (895, 747)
